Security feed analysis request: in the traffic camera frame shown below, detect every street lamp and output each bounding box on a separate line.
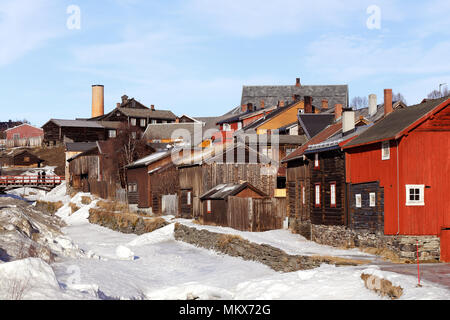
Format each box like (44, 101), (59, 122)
(439, 83), (448, 97)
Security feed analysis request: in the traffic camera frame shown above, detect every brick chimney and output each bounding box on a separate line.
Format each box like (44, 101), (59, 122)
(260, 100), (265, 109)
(335, 104), (343, 120)
(175, 117), (180, 123)
(121, 95), (128, 105)
(295, 78), (301, 87)
(304, 96), (313, 113)
(278, 100), (285, 108)
(384, 89), (393, 116)
(321, 99), (328, 110)
(241, 104), (248, 113)
(247, 103), (253, 112)
(151, 104), (155, 111)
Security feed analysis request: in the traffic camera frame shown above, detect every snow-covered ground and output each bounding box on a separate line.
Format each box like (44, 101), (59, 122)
(1, 183), (449, 300)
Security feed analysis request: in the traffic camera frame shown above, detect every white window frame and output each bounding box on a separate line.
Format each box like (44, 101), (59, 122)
(108, 130), (117, 138)
(406, 185), (425, 206)
(382, 141), (390, 160)
(151, 119), (157, 124)
(187, 191), (191, 205)
(130, 118), (137, 126)
(223, 123), (231, 132)
(13, 133), (20, 140)
(369, 192), (376, 207)
(314, 153), (319, 168)
(355, 194), (362, 208)
(302, 186), (306, 205)
(140, 119), (146, 127)
(207, 200), (212, 213)
(237, 122), (242, 130)
(315, 184), (321, 207)
(330, 183), (336, 207)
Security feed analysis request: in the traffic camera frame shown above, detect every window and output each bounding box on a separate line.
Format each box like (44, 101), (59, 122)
(13, 133), (20, 140)
(302, 186), (306, 205)
(314, 153), (320, 169)
(237, 122), (242, 130)
(207, 200), (212, 213)
(151, 119), (157, 124)
(315, 184), (321, 207)
(370, 192), (376, 207)
(130, 118), (137, 126)
(382, 141), (390, 160)
(140, 119), (146, 127)
(108, 130), (116, 138)
(355, 194), (362, 208)
(187, 191), (191, 205)
(223, 123), (231, 132)
(128, 184), (137, 193)
(330, 183), (336, 207)
(406, 185), (425, 206)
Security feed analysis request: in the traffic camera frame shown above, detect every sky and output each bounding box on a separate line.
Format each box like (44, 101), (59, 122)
(1, 0), (449, 127)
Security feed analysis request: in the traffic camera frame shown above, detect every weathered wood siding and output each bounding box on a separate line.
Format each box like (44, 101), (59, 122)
(349, 182), (384, 233)
(310, 150), (346, 226)
(286, 158), (311, 222)
(150, 164), (179, 214)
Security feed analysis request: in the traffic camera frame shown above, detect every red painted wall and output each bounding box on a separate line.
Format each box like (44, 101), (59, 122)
(6, 124), (43, 140)
(345, 107), (450, 236)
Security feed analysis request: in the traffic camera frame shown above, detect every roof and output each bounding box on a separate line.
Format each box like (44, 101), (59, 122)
(298, 114), (335, 139)
(4, 123), (43, 132)
(65, 142), (98, 152)
(282, 122), (343, 162)
(126, 150), (172, 169)
(0, 149), (43, 160)
(216, 106), (277, 125)
(44, 119), (104, 129)
(143, 123), (204, 145)
(200, 182), (267, 200)
(118, 107), (177, 120)
(236, 133), (307, 146)
(343, 97), (450, 149)
(241, 84), (349, 110)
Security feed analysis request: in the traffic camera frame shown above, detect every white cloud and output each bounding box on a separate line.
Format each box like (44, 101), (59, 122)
(0, 0), (63, 67)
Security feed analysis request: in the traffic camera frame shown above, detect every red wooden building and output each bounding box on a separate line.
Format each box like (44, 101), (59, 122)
(5, 124), (43, 140)
(343, 95), (450, 261)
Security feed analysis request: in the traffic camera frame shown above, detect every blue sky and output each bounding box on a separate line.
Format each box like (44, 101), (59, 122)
(1, 0), (449, 127)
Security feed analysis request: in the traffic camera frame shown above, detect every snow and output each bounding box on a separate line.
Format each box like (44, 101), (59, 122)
(1, 184), (449, 300)
(173, 218), (375, 260)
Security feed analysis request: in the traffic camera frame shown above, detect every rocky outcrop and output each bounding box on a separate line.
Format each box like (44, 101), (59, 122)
(361, 273), (403, 299)
(174, 223), (366, 273)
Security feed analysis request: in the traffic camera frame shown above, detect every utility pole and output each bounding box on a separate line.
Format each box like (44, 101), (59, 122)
(439, 83), (448, 97)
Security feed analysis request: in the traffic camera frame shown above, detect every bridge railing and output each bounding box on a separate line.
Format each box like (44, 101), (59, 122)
(0, 176), (65, 186)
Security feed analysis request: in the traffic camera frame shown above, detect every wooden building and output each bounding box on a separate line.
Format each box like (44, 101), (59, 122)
(0, 150), (44, 168)
(342, 96), (450, 261)
(177, 144), (277, 219)
(199, 182), (267, 229)
(42, 119), (109, 146)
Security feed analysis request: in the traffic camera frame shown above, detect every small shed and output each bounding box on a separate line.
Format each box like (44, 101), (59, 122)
(199, 182), (266, 227)
(0, 150), (44, 168)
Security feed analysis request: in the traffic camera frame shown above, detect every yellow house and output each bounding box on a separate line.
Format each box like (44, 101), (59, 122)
(255, 100), (305, 135)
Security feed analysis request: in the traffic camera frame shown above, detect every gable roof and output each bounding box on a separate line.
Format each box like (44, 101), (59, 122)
(200, 182), (267, 200)
(282, 122), (343, 163)
(143, 123), (204, 145)
(241, 84), (349, 110)
(126, 150), (172, 169)
(65, 142), (98, 152)
(43, 119), (104, 129)
(343, 97), (450, 149)
(4, 123), (43, 132)
(298, 114), (335, 139)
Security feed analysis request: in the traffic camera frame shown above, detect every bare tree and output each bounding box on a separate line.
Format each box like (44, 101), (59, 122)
(427, 87), (449, 99)
(393, 92), (407, 105)
(350, 96), (368, 109)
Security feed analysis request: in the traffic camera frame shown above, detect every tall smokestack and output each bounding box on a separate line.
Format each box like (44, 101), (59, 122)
(368, 94), (377, 117)
(384, 89), (393, 116)
(92, 85), (104, 118)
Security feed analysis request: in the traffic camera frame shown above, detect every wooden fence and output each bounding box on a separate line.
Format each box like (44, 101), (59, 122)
(0, 137), (43, 148)
(227, 197), (287, 232)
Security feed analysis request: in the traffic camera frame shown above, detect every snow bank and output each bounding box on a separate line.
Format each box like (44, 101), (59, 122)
(127, 224), (175, 247)
(0, 258), (63, 300)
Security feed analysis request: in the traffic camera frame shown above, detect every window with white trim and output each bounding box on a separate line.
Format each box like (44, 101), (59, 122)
(315, 184), (321, 207)
(406, 185), (425, 206)
(140, 119), (146, 127)
(355, 194), (362, 208)
(108, 130), (117, 138)
(187, 191), (191, 205)
(223, 123), (231, 132)
(370, 192), (376, 207)
(207, 200), (212, 213)
(237, 122), (242, 130)
(302, 186), (306, 205)
(130, 118), (137, 126)
(314, 153), (319, 169)
(382, 141), (390, 160)
(330, 183), (336, 207)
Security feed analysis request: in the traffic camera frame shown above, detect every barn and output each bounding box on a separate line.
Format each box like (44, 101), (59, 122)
(0, 150), (44, 168)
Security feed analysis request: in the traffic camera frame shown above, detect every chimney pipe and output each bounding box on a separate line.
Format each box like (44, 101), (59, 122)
(260, 100), (265, 109)
(296, 78), (301, 87)
(151, 104), (155, 111)
(321, 99), (328, 110)
(368, 94), (377, 117)
(92, 85), (104, 118)
(335, 104), (343, 120)
(304, 96), (313, 113)
(384, 89), (393, 116)
(342, 108), (355, 135)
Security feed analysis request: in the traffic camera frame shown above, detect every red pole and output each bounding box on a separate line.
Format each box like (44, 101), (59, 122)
(417, 240), (421, 286)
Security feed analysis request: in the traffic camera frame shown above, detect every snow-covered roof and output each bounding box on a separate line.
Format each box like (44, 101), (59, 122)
(126, 151), (171, 169)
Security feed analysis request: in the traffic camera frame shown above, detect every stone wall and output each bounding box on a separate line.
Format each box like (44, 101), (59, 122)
(174, 223), (364, 273)
(289, 219), (440, 262)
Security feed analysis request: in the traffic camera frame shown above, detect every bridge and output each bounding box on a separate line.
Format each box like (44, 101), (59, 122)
(0, 175), (64, 192)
